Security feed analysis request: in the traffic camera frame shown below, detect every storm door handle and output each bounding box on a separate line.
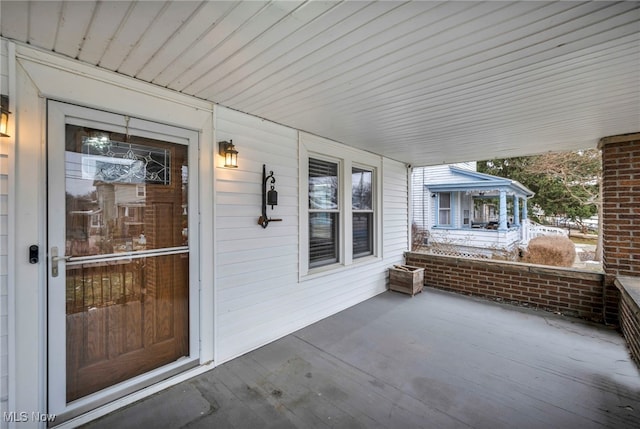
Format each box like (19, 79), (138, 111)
(51, 247), (72, 277)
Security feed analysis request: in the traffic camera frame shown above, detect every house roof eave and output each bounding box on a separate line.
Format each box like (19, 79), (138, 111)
(425, 166), (534, 197)
(426, 182), (534, 198)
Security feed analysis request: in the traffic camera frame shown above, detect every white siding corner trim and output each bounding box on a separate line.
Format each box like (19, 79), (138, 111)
(0, 38), (14, 429)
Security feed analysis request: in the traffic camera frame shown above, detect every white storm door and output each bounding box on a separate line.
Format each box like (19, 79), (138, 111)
(47, 101), (200, 420)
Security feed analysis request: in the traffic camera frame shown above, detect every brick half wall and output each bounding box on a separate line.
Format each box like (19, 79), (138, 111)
(615, 277), (640, 365)
(405, 252), (605, 322)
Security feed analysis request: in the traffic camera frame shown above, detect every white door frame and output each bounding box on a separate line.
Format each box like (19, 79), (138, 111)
(47, 101), (201, 422)
(10, 44), (215, 427)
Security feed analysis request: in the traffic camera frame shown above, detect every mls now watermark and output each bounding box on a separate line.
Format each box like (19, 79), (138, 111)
(3, 412), (57, 423)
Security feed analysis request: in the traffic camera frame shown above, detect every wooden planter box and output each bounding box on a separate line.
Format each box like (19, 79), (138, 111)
(389, 265), (424, 296)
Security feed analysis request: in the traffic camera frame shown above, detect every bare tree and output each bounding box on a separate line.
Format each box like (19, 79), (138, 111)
(525, 149), (602, 260)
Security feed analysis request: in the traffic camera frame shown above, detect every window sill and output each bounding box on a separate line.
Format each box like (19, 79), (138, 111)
(300, 255), (381, 282)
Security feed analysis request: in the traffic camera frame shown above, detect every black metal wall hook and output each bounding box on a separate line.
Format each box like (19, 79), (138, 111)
(258, 164), (282, 228)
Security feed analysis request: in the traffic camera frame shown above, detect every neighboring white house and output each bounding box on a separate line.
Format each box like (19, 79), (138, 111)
(412, 164), (538, 257)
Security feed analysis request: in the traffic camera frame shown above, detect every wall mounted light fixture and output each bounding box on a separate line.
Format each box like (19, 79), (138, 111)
(218, 140), (238, 168)
(0, 95), (11, 138)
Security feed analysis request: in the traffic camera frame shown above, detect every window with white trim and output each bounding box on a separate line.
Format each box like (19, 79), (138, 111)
(352, 167), (373, 258)
(300, 134), (382, 277)
(438, 192), (452, 225)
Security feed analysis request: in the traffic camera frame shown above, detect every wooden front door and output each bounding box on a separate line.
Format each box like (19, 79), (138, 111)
(47, 102), (199, 418)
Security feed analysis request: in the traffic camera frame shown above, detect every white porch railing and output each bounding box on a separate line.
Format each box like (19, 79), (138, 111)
(522, 220), (568, 245)
(426, 220), (569, 257)
(429, 227), (521, 254)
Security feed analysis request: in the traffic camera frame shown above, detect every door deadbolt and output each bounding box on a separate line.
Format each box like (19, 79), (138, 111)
(29, 245), (39, 264)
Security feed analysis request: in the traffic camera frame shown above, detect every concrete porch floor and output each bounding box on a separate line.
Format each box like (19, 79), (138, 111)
(84, 288), (640, 429)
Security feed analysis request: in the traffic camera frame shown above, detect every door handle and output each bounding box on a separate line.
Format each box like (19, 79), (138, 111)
(51, 247), (71, 277)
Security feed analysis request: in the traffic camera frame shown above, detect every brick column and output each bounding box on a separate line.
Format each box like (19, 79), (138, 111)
(598, 132), (640, 324)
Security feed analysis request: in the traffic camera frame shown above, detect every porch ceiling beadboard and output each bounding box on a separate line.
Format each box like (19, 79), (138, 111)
(1, 1), (639, 165)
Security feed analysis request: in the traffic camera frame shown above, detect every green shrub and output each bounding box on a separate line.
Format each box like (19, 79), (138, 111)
(523, 235), (576, 267)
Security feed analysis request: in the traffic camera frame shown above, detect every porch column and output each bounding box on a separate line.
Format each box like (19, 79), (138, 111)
(499, 189), (507, 231)
(598, 132), (640, 325)
(521, 197), (529, 243)
(599, 132), (640, 277)
(513, 195), (520, 226)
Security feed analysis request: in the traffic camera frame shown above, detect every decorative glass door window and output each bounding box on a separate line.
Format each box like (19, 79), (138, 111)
(82, 137), (171, 184)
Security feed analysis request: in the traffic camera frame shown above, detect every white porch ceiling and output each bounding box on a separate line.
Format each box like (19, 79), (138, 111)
(1, 1), (639, 166)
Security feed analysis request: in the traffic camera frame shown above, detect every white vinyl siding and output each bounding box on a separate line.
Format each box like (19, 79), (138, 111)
(411, 163), (477, 231)
(383, 158), (410, 256)
(411, 167), (430, 232)
(215, 109), (408, 363)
